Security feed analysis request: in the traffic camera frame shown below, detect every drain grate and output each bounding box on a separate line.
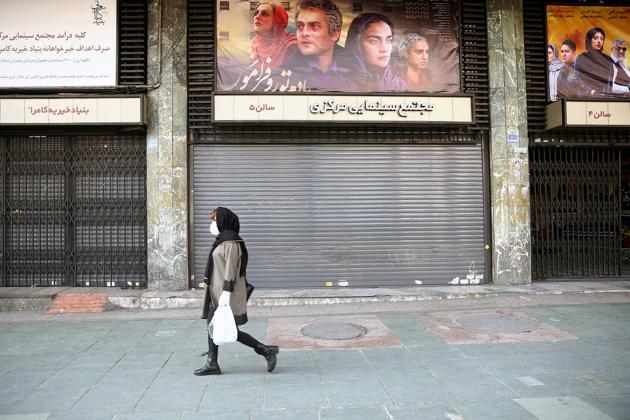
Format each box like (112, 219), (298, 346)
(300, 322), (367, 340)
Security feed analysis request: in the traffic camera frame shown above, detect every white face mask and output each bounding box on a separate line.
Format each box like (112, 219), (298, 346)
(209, 221), (220, 236)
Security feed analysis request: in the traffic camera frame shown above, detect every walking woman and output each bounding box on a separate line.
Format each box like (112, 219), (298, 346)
(194, 207), (279, 376)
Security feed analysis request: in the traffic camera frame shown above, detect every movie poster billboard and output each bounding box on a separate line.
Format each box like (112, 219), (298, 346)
(0, 0), (117, 88)
(216, 0), (460, 93)
(547, 5), (630, 101)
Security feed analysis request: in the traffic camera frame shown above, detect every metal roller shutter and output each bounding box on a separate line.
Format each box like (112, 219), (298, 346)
(192, 144), (485, 288)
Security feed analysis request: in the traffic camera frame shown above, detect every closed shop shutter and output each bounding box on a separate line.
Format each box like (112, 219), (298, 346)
(192, 144), (485, 287)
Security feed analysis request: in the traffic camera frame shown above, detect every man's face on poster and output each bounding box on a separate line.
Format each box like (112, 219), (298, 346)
(560, 44), (575, 64)
(295, 8), (340, 57)
(407, 39), (429, 70)
(613, 42), (627, 60)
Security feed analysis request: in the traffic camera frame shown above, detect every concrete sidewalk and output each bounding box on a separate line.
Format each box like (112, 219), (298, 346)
(2, 280), (630, 312)
(0, 294), (629, 419)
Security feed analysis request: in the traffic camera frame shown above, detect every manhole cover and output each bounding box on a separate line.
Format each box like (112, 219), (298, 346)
(300, 322), (367, 340)
(457, 314), (540, 334)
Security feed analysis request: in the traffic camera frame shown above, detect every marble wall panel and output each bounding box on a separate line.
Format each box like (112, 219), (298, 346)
(487, 0), (531, 285)
(146, 0), (189, 290)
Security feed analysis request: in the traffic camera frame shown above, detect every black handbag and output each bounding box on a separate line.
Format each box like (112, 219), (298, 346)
(245, 280), (255, 301)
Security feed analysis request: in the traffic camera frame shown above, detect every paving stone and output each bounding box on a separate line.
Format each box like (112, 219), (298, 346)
(0, 414), (51, 420)
(405, 344), (466, 361)
(114, 411), (183, 420)
(4, 386), (90, 414)
(378, 313), (444, 346)
(65, 351), (125, 369)
(182, 410), (251, 420)
(360, 347), (423, 367)
(250, 408), (319, 419)
(198, 385), (263, 412)
(324, 377), (392, 407)
(583, 395), (630, 420)
(135, 380), (205, 412)
(115, 351), (172, 369)
(439, 376), (520, 402)
(263, 382), (328, 410)
(47, 412), (114, 420)
(379, 375), (450, 407)
(0, 369), (59, 407)
(162, 350), (202, 369)
(514, 396), (615, 420)
(319, 406), (390, 420)
(385, 403), (462, 420)
(38, 367), (110, 389)
(452, 398), (537, 420)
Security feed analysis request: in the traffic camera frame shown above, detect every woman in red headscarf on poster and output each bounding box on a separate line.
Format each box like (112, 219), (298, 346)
(250, 1), (298, 69)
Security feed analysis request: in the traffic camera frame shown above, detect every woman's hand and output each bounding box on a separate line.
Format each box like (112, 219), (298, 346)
(219, 291), (231, 307)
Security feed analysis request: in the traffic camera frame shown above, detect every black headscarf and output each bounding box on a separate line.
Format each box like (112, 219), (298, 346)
(344, 13), (407, 91)
(203, 207), (249, 282)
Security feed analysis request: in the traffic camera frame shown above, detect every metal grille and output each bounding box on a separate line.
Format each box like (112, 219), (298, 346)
(119, 0), (148, 85)
(523, 0), (546, 134)
(530, 147), (621, 279)
(1, 136), (147, 287)
(187, 0), (491, 138)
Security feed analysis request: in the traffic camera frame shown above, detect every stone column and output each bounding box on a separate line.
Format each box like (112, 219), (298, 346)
(487, 0), (531, 285)
(146, 0), (189, 290)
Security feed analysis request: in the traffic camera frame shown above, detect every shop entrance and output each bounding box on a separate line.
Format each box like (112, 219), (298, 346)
(191, 144), (486, 288)
(530, 147), (623, 279)
(0, 135), (147, 287)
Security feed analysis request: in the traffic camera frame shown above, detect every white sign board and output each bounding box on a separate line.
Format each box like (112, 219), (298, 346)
(214, 95), (474, 124)
(546, 100), (630, 129)
(0, 96), (145, 125)
(0, 0), (117, 87)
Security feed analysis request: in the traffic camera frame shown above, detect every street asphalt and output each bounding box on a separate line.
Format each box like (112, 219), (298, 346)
(0, 292), (629, 419)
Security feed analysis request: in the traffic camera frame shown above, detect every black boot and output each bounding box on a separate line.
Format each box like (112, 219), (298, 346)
(194, 342), (221, 376)
(255, 344), (279, 373)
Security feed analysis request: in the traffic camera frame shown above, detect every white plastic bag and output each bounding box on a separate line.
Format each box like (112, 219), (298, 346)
(209, 305), (237, 345)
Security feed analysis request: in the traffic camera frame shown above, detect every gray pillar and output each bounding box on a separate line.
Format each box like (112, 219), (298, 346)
(487, 0), (531, 285)
(146, 0), (189, 290)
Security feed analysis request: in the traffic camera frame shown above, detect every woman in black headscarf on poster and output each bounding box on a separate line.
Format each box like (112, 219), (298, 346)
(343, 13), (407, 92)
(574, 27), (615, 97)
(195, 207), (279, 376)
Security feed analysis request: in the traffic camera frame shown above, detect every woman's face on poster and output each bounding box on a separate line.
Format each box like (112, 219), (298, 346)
(253, 4), (274, 35)
(548, 46), (554, 61)
(408, 39), (429, 69)
(591, 32), (604, 51)
(360, 21), (393, 69)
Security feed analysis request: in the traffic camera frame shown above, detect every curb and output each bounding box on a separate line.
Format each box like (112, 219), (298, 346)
(107, 285), (630, 310)
(2, 281), (630, 312)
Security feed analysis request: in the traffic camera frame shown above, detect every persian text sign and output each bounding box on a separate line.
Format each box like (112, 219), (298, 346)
(213, 95), (473, 124)
(546, 100), (630, 129)
(0, 0), (117, 87)
(0, 97), (145, 125)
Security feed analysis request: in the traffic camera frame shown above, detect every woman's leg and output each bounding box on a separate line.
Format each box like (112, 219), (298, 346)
(237, 329), (279, 373)
(193, 306), (221, 376)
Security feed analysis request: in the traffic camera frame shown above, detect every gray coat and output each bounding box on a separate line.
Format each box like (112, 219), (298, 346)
(201, 241), (248, 325)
